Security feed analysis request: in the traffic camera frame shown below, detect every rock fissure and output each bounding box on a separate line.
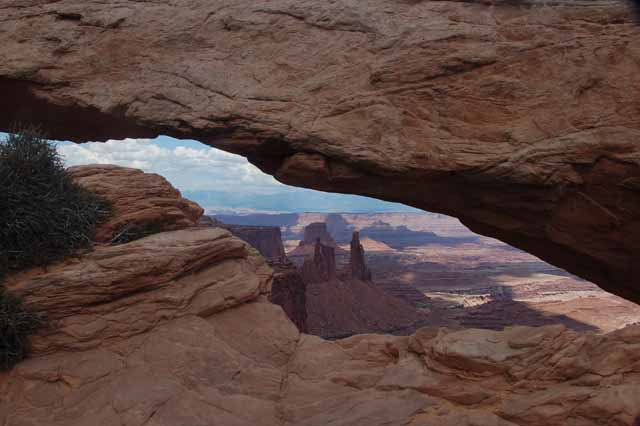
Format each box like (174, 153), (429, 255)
(0, 166), (639, 425)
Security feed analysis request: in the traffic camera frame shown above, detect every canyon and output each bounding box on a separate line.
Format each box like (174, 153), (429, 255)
(1, 0), (640, 423)
(215, 217), (428, 338)
(215, 211), (640, 334)
(299, 233), (426, 339)
(2, 165), (639, 426)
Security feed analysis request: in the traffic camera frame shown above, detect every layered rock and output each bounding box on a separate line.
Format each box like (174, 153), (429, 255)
(346, 231), (372, 281)
(201, 216), (308, 331)
(6, 227), (270, 355)
(221, 224), (287, 261)
(1, 165), (640, 425)
(290, 223), (347, 257)
(269, 259), (308, 333)
(300, 240), (337, 284)
(300, 239), (425, 338)
(68, 165), (203, 243)
(2, 0), (639, 302)
(2, 298), (640, 426)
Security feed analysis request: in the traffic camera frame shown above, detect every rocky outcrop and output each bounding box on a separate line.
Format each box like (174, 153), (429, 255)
(290, 222), (347, 257)
(300, 240), (337, 284)
(302, 223), (337, 247)
(2, 0), (639, 302)
(346, 231), (372, 281)
(1, 165), (640, 425)
(205, 218), (307, 331)
(6, 226), (270, 355)
(300, 238), (425, 338)
(3, 299), (640, 426)
(68, 165), (203, 243)
(269, 259), (308, 333)
(221, 224), (287, 261)
(304, 275), (428, 339)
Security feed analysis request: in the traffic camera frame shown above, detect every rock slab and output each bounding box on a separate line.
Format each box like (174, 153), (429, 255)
(1, 164), (639, 426)
(68, 165), (203, 243)
(2, 0), (639, 302)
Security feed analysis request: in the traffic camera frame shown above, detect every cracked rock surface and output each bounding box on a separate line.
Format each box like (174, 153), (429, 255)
(1, 0), (639, 302)
(67, 165), (203, 243)
(1, 164), (639, 426)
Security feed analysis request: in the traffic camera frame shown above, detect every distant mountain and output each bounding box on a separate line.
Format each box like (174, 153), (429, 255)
(212, 212), (481, 248)
(183, 189), (420, 213)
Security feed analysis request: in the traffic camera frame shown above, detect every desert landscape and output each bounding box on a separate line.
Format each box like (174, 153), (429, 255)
(214, 211), (640, 334)
(2, 0), (640, 424)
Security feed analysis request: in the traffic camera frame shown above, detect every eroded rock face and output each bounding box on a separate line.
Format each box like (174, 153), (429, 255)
(300, 241), (337, 284)
(269, 259), (309, 333)
(5, 226), (270, 354)
(299, 238), (426, 338)
(2, 300), (640, 426)
(68, 165), (203, 243)
(347, 231), (372, 281)
(1, 0), (639, 302)
(221, 224), (287, 261)
(223, 224), (309, 332)
(290, 222), (347, 257)
(212, 220), (308, 331)
(1, 164), (640, 425)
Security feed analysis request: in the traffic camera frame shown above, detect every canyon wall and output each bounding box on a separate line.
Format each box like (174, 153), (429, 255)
(300, 241), (338, 284)
(221, 224), (287, 261)
(205, 220), (308, 332)
(290, 222), (348, 257)
(298, 227), (426, 338)
(268, 259), (308, 333)
(2, 166), (639, 426)
(346, 231), (372, 281)
(1, 0), (639, 302)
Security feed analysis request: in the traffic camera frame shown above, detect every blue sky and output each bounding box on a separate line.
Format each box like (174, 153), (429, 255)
(2, 133), (417, 213)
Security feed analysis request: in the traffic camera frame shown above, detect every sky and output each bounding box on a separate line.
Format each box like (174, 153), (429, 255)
(55, 136), (282, 194)
(6, 134), (418, 213)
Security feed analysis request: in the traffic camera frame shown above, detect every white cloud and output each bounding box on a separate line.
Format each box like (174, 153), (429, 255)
(57, 138), (285, 194)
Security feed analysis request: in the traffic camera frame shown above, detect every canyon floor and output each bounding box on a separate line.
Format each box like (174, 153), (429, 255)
(215, 211), (640, 334)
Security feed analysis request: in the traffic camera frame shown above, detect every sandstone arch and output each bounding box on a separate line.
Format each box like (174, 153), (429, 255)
(1, 0), (639, 302)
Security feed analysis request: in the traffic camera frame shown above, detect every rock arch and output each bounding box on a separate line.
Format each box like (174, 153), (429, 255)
(1, 0), (639, 301)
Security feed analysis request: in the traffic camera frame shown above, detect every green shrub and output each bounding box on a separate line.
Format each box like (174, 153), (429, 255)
(0, 287), (44, 370)
(0, 128), (111, 277)
(0, 128), (111, 369)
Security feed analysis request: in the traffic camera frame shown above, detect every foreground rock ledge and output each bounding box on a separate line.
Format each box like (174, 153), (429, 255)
(1, 0), (640, 302)
(2, 295), (640, 425)
(0, 164), (639, 426)
(67, 165), (204, 243)
(3, 224), (640, 425)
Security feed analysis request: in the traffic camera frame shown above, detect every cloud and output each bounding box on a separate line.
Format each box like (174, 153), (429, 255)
(55, 137), (419, 213)
(56, 138), (286, 194)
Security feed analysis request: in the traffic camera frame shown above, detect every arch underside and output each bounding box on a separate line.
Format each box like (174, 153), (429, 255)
(1, 0), (639, 302)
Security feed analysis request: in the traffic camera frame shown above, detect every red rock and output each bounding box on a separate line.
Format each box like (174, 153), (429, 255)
(67, 165), (203, 243)
(290, 223), (348, 257)
(298, 237), (426, 338)
(2, 1), (639, 302)
(269, 259), (308, 333)
(221, 224), (286, 261)
(1, 165), (640, 426)
(203, 218), (307, 332)
(300, 240), (337, 284)
(346, 231), (372, 282)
